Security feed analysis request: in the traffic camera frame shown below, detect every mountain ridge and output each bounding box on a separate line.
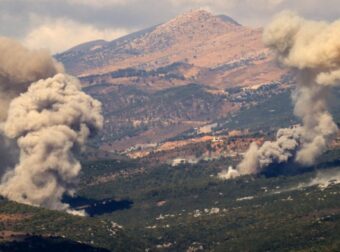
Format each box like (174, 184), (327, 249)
(59, 9), (240, 55)
(56, 9), (288, 152)
(56, 9), (280, 87)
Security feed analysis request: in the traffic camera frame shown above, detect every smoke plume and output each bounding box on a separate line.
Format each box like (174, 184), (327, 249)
(229, 12), (340, 178)
(0, 37), (63, 121)
(0, 37), (103, 211)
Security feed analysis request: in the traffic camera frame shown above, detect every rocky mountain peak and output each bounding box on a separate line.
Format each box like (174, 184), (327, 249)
(155, 9), (239, 33)
(56, 9), (265, 77)
(135, 9), (242, 53)
(164, 9), (214, 25)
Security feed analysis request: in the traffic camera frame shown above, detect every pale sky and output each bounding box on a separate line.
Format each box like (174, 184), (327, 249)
(0, 0), (339, 53)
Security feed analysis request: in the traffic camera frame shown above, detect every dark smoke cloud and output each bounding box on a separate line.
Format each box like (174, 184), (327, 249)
(0, 137), (19, 178)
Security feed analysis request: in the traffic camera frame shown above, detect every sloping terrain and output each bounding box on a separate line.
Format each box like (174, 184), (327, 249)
(56, 9), (290, 152)
(0, 198), (145, 251)
(77, 149), (340, 251)
(2, 152), (340, 251)
(86, 83), (238, 150)
(56, 9), (284, 90)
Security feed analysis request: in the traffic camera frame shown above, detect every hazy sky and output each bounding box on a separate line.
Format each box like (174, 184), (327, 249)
(0, 0), (339, 53)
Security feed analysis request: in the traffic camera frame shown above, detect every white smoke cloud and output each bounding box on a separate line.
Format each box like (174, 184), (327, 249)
(66, 208), (87, 217)
(0, 36), (64, 185)
(0, 74), (103, 210)
(217, 166), (239, 180)
(273, 169), (340, 194)
(0, 37), (103, 211)
(300, 170), (340, 190)
(230, 12), (340, 178)
(236, 127), (302, 177)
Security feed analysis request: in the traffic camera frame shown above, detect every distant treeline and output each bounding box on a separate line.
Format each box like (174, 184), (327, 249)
(80, 62), (189, 84)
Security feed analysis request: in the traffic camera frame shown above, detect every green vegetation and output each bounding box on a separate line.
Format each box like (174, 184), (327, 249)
(217, 87), (340, 132)
(63, 151), (340, 251)
(81, 62), (188, 85)
(87, 82), (230, 143)
(217, 90), (297, 131)
(78, 155), (340, 251)
(1, 153), (340, 251)
(0, 236), (110, 252)
(0, 199), (144, 251)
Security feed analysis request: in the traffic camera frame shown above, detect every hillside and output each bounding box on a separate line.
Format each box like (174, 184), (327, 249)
(2, 153), (340, 251)
(56, 9), (285, 90)
(55, 10), (291, 153)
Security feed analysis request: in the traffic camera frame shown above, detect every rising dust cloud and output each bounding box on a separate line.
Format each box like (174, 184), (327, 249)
(0, 37), (103, 212)
(224, 12), (340, 179)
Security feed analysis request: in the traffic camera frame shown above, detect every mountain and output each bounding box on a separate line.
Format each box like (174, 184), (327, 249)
(56, 9), (289, 152)
(56, 9), (284, 90)
(5, 10), (340, 252)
